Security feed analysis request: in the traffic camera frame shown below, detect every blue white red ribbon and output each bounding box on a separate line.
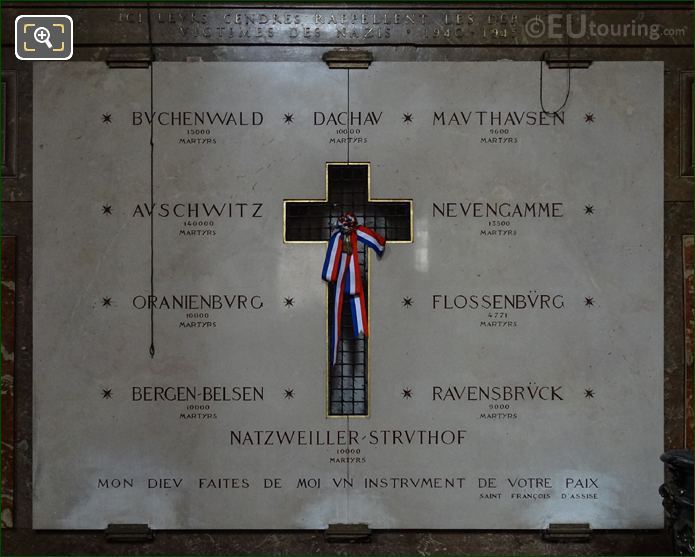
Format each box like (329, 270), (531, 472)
(322, 213), (386, 366)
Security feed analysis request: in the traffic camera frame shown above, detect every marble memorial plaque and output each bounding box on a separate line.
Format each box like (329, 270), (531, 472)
(33, 61), (663, 529)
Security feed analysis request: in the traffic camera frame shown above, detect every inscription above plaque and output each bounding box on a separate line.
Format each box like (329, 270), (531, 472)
(4, 8), (691, 46)
(33, 61), (663, 529)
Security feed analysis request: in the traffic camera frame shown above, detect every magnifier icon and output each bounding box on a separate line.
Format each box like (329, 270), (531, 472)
(33, 26), (53, 49)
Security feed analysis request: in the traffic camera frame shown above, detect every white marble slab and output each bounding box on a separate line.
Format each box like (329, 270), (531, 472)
(33, 61), (663, 529)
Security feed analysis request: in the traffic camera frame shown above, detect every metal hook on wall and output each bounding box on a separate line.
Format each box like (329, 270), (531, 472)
(539, 41), (593, 117)
(539, 49), (572, 117)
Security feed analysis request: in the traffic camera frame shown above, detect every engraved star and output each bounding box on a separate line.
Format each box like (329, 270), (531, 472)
(102, 205), (112, 215)
(402, 388), (413, 399)
(102, 297), (112, 307)
(584, 113), (594, 123)
(584, 388), (595, 398)
(584, 297), (594, 307)
(284, 113), (294, 124)
(584, 205), (594, 215)
(402, 297), (413, 307)
(402, 113), (413, 123)
(102, 389), (112, 399)
(284, 389), (295, 399)
(102, 113), (112, 124)
(284, 297), (294, 307)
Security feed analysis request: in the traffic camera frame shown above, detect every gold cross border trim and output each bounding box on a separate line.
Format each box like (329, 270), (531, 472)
(282, 161), (414, 419)
(282, 161), (414, 245)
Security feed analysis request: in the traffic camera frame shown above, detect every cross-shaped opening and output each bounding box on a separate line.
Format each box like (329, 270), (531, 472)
(285, 163), (412, 416)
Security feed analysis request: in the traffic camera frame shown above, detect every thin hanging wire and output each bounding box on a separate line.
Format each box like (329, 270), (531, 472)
(147, 4), (156, 358)
(539, 42), (572, 116)
(346, 68), (351, 164)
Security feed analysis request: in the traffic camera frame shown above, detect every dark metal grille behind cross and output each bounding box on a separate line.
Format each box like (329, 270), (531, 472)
(285, 164), (411, 416)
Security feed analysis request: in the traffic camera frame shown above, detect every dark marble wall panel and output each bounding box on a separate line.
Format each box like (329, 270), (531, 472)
(2, 59), (32, 202)
(1, 202), (30, 537)
(679, 72), (693, 178)
(2, 236), (16, 528)
(2, 72), (17, 178)
(665, 203), (693, 451)
(683, 235), (693, 449)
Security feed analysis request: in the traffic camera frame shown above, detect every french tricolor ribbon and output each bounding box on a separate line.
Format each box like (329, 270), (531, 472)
(322, 213), (386, 366)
